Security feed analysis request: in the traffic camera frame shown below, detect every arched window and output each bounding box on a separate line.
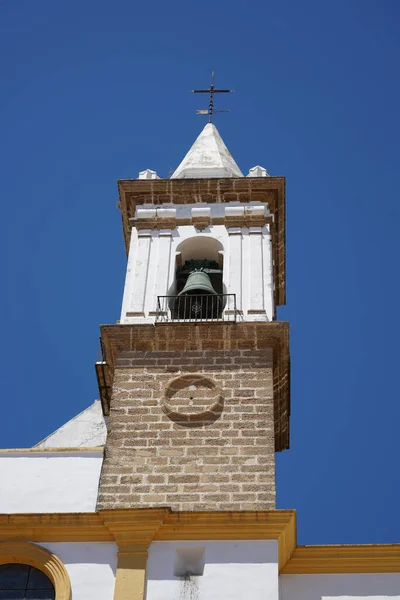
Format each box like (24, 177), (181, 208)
(172, 236), (225, 320)
(0, 543), (71, 600)
(175, 236), (224, 295)
(0, 563), (55, 599)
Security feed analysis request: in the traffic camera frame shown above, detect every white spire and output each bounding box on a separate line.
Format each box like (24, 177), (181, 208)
(171, 123), (243, 179)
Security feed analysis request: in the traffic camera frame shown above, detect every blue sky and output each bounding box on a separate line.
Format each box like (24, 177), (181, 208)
(1, 0), (400, 545)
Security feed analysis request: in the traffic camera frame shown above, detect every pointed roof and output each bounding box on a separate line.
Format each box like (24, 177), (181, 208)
(171, 123), (243, 179)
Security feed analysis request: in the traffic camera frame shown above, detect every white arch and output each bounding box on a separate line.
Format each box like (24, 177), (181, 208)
(176, 235), (224, 263)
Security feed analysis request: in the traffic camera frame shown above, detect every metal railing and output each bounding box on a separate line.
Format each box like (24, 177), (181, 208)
(156, 294), (237, 323)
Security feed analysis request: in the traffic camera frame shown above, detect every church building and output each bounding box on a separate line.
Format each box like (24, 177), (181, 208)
(0, 116), (399, 599)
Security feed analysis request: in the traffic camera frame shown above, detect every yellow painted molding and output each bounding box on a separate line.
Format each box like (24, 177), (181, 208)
(0, 541), (71, 600)
(114, 551), (147, 600)
(100, 509), (169, 600)
(102, 508), (169, 553)
(0, 513), (113, 542)
(0, 447), (104, 454)
(282, 544), (400, 574)
(1, 510), (399, 574)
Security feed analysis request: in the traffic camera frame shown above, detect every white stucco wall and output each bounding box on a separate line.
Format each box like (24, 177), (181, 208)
(35, 401), (107, 448)
(146, 540), (279, 600)
(0, 451), (103, 513)
(280, 573), (400, 600)
(120, 202), (274, 324)
(41, 542), (117, 600)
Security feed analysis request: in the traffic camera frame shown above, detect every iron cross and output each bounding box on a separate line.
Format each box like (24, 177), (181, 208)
(192, 72), (233, 123)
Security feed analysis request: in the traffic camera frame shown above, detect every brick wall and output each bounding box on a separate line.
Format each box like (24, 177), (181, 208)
(97, 348), (276, 511)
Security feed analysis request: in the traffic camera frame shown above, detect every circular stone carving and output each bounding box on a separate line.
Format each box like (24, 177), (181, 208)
(162, 374), (224, 426)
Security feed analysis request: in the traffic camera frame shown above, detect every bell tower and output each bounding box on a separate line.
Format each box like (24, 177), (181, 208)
(97, 122), (289, 512)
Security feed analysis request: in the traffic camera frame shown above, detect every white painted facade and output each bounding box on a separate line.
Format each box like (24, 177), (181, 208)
(120, 206), (274, 324)
(35, 400), (107, 448)
(280, 573), (400, 600)
(41, 542), (117, 600)
(146, 540), (279, 600)
(11, 541), (400, 600)
(0, 450), (103, 513)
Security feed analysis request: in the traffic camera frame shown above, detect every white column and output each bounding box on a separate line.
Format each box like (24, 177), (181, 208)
(151, 229), (173, 316)
(262, 224), (274, 321)
(227, 227), (243, 315)
(248, 227), (266, 318)
(143, 230), (160, 317)
(127, 229), (152, 317)
(120, 228), (137, 323)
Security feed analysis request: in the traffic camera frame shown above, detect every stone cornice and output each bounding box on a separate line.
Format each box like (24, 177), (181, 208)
(1, 509), (399, 574)
(132, 214), (272, 231)
(117, 177), (286, 307)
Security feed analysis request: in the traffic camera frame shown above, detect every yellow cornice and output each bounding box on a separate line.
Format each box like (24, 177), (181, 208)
(0, 509), (399, 574)
(101, 508), (168, 554)
(0, 509), (295, 568)
(282, 544), (400, 574)
(0, 513), (113, 542)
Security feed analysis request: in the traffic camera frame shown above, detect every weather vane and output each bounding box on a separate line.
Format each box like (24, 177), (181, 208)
(192, 72), (233, 123)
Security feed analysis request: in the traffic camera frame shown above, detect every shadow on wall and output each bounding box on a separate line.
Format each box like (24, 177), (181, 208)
(146, 540), (278, 581)
(279, 573), (400, 600)
(42, 542), (118, 577)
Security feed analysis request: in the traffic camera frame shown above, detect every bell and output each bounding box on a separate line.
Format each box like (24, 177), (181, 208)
(178, 270), (218, 296)
(175, 271), (221, 320)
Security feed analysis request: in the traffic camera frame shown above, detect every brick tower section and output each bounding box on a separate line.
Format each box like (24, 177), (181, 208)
(97, 322), (289, 512)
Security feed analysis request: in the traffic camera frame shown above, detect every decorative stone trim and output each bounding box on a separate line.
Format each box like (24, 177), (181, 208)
(162, 374), (224, 426)
(0, 542), (71, 600)
(192, 206), (211, 231)
(1, 511), (400, 574)
(101, 508), (167, 554)
(132, 215), (270, 230)
(135, 218), (177, 230)
(281, 544), (400, 574)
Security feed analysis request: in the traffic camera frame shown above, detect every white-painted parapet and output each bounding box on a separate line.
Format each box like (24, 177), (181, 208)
(146, 540), (279, 600)
(35, 401), (107, 448)
(41, 542), (118, 600)
(0, 449), (103, 513)
(280, 573), (400, 600)
(119, 201), (274, 324)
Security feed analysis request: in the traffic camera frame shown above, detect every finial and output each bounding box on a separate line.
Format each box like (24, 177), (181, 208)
(192, 72), (233, 123)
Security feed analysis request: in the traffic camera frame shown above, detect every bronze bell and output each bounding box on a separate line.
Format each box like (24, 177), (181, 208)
(178, 270), (218, 296)
(175, 270), (221, 320)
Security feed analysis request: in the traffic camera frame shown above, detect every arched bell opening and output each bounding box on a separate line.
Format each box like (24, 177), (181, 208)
(171, 236), (225, 321)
